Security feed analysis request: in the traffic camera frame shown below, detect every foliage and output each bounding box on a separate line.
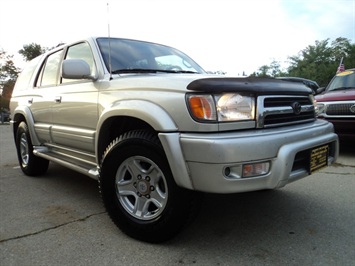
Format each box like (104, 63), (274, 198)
(252, 37), (355, 87)
(18, 43), (45, 61)
(1, 43), (45, 110)
(249, 60), (288, 77)
(0, 49), (21, 110)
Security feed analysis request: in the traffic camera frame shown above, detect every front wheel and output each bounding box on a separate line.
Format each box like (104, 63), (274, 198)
(99, 130), (198, 243)
(15, 121), (49, 176)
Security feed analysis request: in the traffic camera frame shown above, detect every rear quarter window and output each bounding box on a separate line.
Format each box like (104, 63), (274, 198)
(14, 55), (43, 91)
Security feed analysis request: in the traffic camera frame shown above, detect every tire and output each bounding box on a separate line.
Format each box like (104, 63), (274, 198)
(99, 130), (198, 243)
(15, 121), (49, 176)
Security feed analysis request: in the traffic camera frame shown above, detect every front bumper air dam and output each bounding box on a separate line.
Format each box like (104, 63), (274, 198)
(159, 120), (338, 193)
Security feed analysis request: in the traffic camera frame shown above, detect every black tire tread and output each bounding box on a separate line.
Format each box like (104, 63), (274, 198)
(99, 129), (200, 243)
(15, 121), (49, 176)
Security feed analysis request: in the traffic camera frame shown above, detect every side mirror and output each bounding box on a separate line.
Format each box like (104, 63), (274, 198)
(316, 87), (325, 94)
(62, 59), (97, 80)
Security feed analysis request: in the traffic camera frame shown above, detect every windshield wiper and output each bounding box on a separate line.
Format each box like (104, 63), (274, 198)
(112, 69), (159, 74)
(112, 68), (199, 74)
(172, 70), (199, 74)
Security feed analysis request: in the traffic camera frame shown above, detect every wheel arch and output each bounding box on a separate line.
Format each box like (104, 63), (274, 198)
(96, 116), (155, 164)
(11, 106), (40, 145)
(96, 101), (178, 165)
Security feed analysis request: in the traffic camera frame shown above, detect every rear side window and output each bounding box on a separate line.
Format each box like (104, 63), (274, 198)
(14, 55), (43, 91)
(36, 50), (63, 87)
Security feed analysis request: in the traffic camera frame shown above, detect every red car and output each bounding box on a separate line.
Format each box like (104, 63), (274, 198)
(315, 68), (355, 141)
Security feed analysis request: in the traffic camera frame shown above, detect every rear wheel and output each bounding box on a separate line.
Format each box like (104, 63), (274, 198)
(15, 122), (49, 176)
(99, 130), (198, 243)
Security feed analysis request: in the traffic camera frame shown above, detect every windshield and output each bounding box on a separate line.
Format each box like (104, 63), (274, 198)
(96, 38), (205, 74)
(326, 70), (355, 92)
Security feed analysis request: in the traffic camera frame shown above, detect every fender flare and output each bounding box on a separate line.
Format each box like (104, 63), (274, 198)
(97, 100), (178, 132)
(96, 99), (178, 162)
(96, 101), (193, 189)
(12, 106), (41, 145)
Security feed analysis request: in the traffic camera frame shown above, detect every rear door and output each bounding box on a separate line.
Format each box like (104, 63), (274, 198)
(31, 49), (64, 143)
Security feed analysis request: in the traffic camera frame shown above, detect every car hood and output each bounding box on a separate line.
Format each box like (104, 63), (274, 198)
(110, 74), (312, 95)
(108, 73), (207, 92)
(315, 89), (355, 102)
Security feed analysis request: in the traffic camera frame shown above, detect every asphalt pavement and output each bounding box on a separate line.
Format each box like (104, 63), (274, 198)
(0, 124), (354, 266)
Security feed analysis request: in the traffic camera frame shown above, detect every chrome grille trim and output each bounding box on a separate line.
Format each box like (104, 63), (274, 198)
(257, 95), (316, 128)
(325, 101), (355, 117)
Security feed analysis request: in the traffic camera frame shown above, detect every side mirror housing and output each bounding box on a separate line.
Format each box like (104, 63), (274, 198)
(62, 59), (97, 80)
(316, 87), (325, 94)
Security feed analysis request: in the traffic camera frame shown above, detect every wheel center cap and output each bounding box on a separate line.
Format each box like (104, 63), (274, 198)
(137, 180), (149, 195)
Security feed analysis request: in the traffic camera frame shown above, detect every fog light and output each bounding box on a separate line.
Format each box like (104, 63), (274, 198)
(242, 161), (270, 178)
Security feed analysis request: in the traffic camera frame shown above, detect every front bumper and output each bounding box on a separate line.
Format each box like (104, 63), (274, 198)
(321, 118), (355, 141)
(159, 120), (338, 193)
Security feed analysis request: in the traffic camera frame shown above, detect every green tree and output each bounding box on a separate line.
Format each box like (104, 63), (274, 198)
(253, 37), (355, 87)
(250, 60), (287, 77)
(332, 37), (355, 71)
(250, 65), (270, 77)
(0, 49), (21, 110)
(287, 38), (355, 87)
(18, 43), (45, 61)
(331, 37), (352, 62)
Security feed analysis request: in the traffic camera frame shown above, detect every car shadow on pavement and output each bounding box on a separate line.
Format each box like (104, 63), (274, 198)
(175, 189), (311, 241)
(339, 140), (355, 154)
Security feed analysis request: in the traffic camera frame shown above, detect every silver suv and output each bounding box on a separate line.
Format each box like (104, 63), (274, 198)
(10, 37), (339, 242)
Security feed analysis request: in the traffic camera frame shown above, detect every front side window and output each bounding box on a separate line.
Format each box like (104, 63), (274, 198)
(36, 50), (63, 87)
(62, 42), (95, 84)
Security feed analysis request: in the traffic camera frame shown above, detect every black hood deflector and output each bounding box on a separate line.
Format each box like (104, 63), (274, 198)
(187, 77), (312, 95)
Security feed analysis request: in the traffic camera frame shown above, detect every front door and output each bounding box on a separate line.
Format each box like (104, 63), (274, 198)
(50, 42), (99, 153)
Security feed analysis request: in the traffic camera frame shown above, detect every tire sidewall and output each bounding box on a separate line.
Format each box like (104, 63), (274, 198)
(16, 122), (33, 174)
(100, 133), (190, 242)
(15, 121), (49, 176)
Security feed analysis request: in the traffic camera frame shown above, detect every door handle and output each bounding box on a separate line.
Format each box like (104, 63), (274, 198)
(55, 96), (62, 103)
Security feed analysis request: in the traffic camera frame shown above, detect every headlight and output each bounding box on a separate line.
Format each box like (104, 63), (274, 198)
(186, 93), (255, 122)
(310, 95), (319, 116)
(316, 103), (325, 116)
(216, 93), (255, 121)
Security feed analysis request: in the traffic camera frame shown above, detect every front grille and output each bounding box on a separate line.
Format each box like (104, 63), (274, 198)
(264, 112), (315, 125)
(326, 103), (354, 116)
(264, 97), (311, 108)
(257, 95), (316, 128)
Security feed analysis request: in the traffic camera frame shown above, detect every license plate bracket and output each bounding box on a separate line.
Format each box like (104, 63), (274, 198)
(309, 145), (329, 174)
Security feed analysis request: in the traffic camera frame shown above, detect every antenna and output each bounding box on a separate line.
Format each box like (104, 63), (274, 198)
(107, 2), (113, 80)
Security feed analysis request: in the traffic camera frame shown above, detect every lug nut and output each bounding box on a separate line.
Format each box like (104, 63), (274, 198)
(145, 176), (150, 181)
(150, 186), (155, 191)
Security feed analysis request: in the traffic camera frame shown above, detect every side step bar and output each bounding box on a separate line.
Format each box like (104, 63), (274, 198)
(33, 146), (100, 180)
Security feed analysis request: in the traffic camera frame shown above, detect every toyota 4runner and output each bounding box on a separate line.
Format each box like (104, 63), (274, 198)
(10, 37), (339, 242)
